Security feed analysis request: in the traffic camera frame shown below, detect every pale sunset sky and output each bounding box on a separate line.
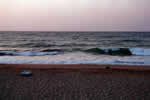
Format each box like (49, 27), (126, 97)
(0, 0), (150, 31)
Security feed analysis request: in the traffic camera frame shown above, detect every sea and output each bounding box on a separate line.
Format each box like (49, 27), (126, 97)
(0, 31), (150, 65)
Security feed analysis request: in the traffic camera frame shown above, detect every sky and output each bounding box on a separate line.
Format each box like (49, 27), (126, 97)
(0, 0), (150, 31)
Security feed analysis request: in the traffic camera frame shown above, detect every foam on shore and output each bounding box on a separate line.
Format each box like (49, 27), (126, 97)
(0, 52), (148, 65)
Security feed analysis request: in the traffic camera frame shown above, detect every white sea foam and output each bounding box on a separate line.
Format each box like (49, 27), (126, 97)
(129, 48), (150, 56)
(0, 52), (148, 65)
(0, 48), (149, 65)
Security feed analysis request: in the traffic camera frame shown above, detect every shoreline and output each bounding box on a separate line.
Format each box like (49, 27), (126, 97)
(0, 64), (150, 71)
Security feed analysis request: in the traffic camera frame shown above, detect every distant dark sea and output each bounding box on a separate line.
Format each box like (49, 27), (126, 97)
(0, 31), (150, 65)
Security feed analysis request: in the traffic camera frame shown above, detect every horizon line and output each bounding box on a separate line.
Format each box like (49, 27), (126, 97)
(0, 30), (150, 32)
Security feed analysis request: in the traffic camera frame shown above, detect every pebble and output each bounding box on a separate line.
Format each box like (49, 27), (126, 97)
(20, 70), (32, 77)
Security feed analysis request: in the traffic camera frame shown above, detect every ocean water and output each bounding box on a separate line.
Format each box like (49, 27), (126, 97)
(0, 31), (150, 65)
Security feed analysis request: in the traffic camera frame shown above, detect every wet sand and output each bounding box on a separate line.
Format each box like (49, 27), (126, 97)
(0, 64), (150, 100)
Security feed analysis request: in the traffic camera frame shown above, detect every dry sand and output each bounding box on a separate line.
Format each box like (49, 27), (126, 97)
(0, 64), (150, 100)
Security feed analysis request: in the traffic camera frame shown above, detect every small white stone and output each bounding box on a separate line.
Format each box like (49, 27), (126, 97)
(20, 70), (32, 76)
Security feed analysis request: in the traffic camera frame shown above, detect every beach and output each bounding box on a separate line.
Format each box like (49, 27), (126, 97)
(0, 1), (150, 99)
(0, 64), (150, 100)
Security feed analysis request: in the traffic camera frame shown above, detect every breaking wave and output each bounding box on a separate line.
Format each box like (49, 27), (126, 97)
(84, 48), (150, 56)
(0, 48), (150, 56)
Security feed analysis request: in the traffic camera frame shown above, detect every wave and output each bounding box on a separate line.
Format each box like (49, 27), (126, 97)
(84, 48), (150, 56)
(40, 49), (64, 52)
(121, 40), (142, 42)
(0, 50), (63, 56)
(129, 48), (150, 56)
(0, 48), (150, 56)
(0, 52), (147, 65)
(84, 48), (132, 56)
(18, 43), (57, 48)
